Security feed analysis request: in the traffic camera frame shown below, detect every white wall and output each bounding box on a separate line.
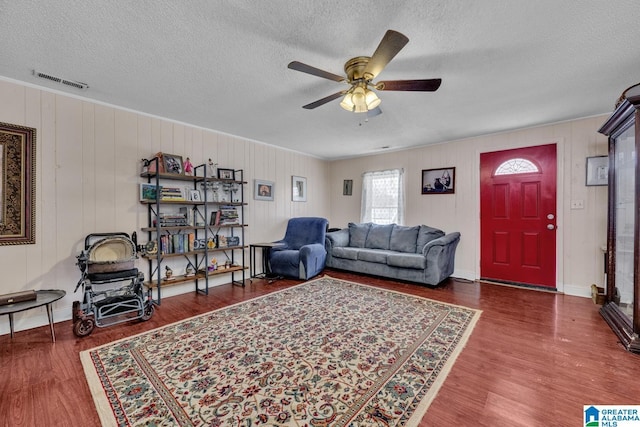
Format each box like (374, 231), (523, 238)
(328, 116), (609, 297)
(0, 79), (330, 335)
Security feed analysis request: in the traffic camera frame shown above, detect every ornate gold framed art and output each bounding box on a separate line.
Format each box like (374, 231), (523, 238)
(0, 122), (36, 245)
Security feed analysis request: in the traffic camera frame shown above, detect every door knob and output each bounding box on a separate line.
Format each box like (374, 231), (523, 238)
(547, 214), (555, 220)
(547, 224), (556, 230)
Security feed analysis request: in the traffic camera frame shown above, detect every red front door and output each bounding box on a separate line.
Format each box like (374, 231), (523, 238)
(480, 144), (557, 288)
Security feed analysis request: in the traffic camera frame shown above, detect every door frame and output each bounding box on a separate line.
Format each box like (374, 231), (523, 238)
(474, 139), (565, 293)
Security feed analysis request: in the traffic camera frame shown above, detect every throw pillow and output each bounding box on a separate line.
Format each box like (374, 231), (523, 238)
(416, 225), (445, 253)
(365, 223), (394, 250)
(348, 222), (371, 248)
(390, 225), (420, 252)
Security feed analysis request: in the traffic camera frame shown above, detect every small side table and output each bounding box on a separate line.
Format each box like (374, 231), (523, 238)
(0, 289), (66, 342)
(250, 242), (285, 281)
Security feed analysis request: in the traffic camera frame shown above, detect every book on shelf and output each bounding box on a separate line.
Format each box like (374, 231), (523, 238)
(160, 186), (185, 201)
(154, 212), (189, 227)
(218, 205), (239, 225)
(210, 210), (221, 226)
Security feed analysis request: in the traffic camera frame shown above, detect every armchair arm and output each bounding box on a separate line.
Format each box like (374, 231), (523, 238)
(299, 243), (328, 280)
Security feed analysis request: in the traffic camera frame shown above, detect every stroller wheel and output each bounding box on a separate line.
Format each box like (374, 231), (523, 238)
(73, 317), (95, 337)
(140, 303), (155, 322)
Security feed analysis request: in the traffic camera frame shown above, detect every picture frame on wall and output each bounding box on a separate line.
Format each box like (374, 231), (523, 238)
(421, 167), (455, 194)
(585, 155), (608, 186)
(292, 176), (307, 202)
(217, 168), (235, 180)
(343, 179), (353, 196)
(254, 179), (274, 201)
(0, 122), (36, 245)
(163, 153), (184, 175)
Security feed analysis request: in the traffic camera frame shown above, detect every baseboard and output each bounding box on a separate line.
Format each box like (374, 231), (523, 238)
(452, 269), (475, 282)
(562, 283), (593, 299)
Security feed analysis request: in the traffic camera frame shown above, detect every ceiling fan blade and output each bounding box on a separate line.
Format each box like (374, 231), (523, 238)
(302, 91), (346, 109)
(363, 30), (409, 80)
(367, 106), (383, 118)
(288, 61), (345, 82)
(376, 78), (442, 92)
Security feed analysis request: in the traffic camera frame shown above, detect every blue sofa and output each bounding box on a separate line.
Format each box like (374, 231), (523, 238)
(269, 217), (329, 280)
(325, 222), (460, 286)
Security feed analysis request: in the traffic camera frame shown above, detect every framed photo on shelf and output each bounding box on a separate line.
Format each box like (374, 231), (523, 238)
(585, 155), (608, 186)
(140, 183), (160, 201)
(163, 153), (184, 175)
(217, 168), (235, 180)
(254, 179), (274, 201)
(421, 167), (455, 194)
(292, 176), (307, 202)
(189, 189), (201, 201)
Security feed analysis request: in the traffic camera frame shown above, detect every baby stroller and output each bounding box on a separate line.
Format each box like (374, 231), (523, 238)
(72, 232), (154, 337)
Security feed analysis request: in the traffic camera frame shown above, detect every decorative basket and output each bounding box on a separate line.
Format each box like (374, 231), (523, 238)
(87, 236), (136, 273)
(591, 284), (606, 305)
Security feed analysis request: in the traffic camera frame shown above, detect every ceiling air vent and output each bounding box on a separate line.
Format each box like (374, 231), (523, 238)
(33, 70), (89, 90)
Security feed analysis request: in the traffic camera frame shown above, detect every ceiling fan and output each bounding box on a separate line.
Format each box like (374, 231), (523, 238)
(288, 30), (442, 115)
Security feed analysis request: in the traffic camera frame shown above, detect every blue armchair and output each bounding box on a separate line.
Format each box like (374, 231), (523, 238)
(269, 217), (329, 280)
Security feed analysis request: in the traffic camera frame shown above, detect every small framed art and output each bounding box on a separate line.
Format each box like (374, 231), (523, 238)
(189, 189), (201, 201)
(140, 183), (160, 201)
(586, 156), (608, 186)
(292, 176), (307, 202)
(343, 179), (353, 196)
(163, 153), (184, 175)
(422, 167), (455, 194)
(254, 179), (274, 201)
(217, 168), (235, 180)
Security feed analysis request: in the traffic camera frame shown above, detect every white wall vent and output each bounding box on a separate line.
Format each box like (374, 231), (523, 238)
(33, 70), (89, 90)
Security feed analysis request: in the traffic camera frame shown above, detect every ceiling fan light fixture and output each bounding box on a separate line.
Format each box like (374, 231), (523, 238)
(365, 89), (381, 110)
(340, 86), (381, 113)
(340, 93), (355, 112)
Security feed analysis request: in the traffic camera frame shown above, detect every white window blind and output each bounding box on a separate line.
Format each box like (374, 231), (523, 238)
(361, 169), (404, 224)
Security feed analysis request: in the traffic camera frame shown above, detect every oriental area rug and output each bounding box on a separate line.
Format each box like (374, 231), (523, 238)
(81, 276), (481, 426)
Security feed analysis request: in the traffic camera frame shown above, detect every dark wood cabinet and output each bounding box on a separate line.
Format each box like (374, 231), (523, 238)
(598, 83), (640, 352)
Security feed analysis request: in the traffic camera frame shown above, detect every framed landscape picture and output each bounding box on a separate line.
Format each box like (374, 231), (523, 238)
(421, 167), (455, 194)
(140, 183), (160, 201)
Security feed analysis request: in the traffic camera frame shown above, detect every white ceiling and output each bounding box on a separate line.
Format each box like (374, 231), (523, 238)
(1, 1), (639, 160)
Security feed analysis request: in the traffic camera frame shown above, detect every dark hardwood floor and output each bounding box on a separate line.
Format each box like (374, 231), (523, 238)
(1, 269), (638, 426)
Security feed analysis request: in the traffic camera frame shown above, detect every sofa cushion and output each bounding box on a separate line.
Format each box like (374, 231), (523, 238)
(365, 224), (394, 250)
(390, 225), (420, 253)
(415, 225), (445, 253)
(348, 222), (371, 248)
(332, 247), (360, 260)
(357, 249), (392, 264)
(387, 253), (427, 269)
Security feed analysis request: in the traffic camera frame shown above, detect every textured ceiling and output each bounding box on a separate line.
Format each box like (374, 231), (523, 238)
(1, 1), (639, 159)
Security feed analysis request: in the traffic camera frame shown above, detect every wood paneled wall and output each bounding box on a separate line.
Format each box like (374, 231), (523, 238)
(328, 116), (610, 297)
(0, 79), (330, 334)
